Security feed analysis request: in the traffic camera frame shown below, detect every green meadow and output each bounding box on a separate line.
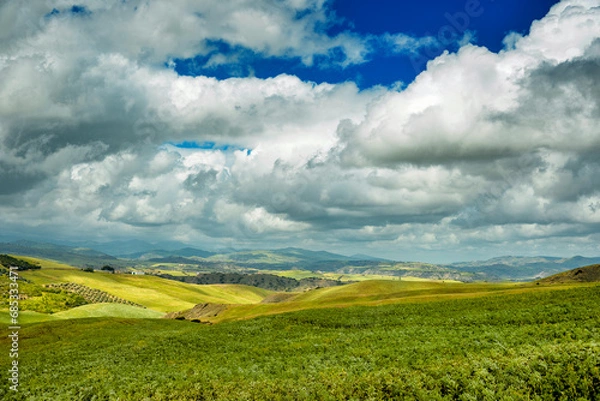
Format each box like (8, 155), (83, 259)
(1, 256), (599, 399)
(209, 279), (586, 323)
(15, 257), (272, 313)
(1, 284), (599, 400)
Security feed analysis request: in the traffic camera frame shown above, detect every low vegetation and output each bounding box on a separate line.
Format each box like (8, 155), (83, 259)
(205, 279), (564, 323)
(159, 272), (345, 291)
(46, 282), (145, 308)
(0, 254), (40, 271)
(1, 284), (598, 400)
(18, 289), (88, 314)
(0, 278), (88, 314)
(52, 303), (163, 319)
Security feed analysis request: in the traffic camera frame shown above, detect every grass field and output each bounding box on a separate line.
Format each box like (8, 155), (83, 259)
(6, 256), (595, 325)
(210, 279), (584, 323)
(0, 304), (164, 322)
(15, 256), (273, 313)
(0, 284), (598, 400)
(0, 310), (61, 325)
(52, 303), (164, 319)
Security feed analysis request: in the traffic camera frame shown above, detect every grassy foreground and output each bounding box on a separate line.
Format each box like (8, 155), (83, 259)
(1, 284), (599, 400)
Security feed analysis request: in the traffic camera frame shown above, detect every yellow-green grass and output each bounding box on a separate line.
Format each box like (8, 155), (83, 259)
(52, 303), (164, 319)
(9, 255), (77, 270)
(0, 310), (61, 325)
(15, 256), (273, 312)
(0, 304), (163, 324)
(210, 280), (594, 323)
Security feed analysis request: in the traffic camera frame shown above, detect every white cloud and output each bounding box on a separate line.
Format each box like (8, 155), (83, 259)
(0, 0), (599, 261)
(0, 0), (371, 68)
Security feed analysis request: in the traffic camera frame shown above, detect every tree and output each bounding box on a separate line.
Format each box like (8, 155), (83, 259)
(101, 265), (115, 273)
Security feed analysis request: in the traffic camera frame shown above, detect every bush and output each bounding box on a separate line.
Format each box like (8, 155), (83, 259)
(0, 254), (40, 270)
(101, 265), (115, 273)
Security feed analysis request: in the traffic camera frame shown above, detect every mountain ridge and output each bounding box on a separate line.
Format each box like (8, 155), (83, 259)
(3, 239), (600, 282)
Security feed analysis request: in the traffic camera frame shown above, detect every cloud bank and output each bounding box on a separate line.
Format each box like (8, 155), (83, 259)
(0, 0), (599, 261)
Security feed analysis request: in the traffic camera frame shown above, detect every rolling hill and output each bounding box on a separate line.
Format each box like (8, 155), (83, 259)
(538, 264), (600, 284)
(13, 256), (273, 313)
(120, 247), (216, 260)
(449, 255), (600, 281)
(194, 280), (563, 323)
(4, 283), (598, 400)
(0, 240), (124, 268)
(5, 239), (600, 282)
(52, 303), (164, 319)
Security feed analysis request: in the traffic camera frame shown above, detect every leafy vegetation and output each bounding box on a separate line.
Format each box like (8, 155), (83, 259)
(101, 265), (115, 273)
(160, 272), (302, 290)
(0, 284), (598, 400)
(159, 272), (345, 291)
(0, 278), (87, 314)
(18, 289), (88, 313)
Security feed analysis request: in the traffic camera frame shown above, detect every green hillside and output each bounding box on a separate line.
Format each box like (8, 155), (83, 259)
(53, 303), (164, 319)
(12, 256), (273, 313)
(539, 264), (600, 284)
(0, 310), (61, 325)
(206, 279), (589, 323)
(1, 284), (598, 400)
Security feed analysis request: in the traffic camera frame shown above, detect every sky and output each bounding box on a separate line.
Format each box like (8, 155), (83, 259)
(0, 0), (599, 263)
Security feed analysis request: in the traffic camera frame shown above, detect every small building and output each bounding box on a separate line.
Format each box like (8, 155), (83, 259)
(130, 270), (145, 275)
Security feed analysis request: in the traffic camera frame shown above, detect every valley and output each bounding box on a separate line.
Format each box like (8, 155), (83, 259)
(1, 251), (599, 400)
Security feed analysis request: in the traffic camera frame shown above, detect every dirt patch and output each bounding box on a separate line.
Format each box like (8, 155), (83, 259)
(260, 292), (298, 304)
(164, 303), (229, 321)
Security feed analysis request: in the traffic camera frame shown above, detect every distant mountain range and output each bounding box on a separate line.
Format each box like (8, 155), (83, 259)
(79, 239), (193, 256)
(0, 240), (124, 268)
(119, 247), (216, 260)
(1, 239), (599, 282)
(448, 256), (600, 281)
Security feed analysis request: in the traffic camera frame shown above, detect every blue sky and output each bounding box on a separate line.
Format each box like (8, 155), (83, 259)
(174, 0), (561, 88)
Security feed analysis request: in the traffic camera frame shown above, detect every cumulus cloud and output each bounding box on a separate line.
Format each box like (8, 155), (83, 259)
(0, 0), (599, 261)
(0, 0), (370, 67)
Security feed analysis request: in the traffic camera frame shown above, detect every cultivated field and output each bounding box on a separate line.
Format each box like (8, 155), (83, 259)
(15, 256), (272, 313)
